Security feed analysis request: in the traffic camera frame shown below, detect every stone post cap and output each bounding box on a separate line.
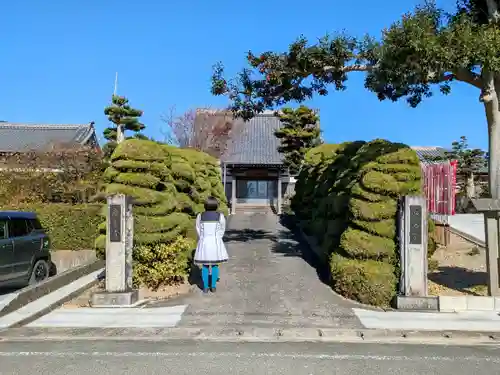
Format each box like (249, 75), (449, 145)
(471, 198), (500, 212)
(106, 194), (136, 205)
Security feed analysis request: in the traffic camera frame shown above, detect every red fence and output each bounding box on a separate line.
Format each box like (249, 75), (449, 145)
(420, 160), (457, 216)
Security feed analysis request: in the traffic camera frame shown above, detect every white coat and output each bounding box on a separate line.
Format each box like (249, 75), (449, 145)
(193, 211), (228, 265)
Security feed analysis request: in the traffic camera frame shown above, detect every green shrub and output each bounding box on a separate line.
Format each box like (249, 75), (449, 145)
(133, 236), (195, 290)
(340, 228), (396, 261)
(292, 138), (423, 307)
(95, 139), (228, 288)
(349, 198), (397, 220)
(1, 203), (100, 250)
(330, 253), (397, 307)
(351, 218), (396, 238)
(428, 217), (438, 258)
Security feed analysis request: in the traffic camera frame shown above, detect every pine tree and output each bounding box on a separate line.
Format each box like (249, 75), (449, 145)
(274, 106), (321, 174)
(428, 136), (487, 198)
(103, 95), (145, 158)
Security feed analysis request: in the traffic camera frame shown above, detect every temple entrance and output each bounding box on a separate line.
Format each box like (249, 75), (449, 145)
(236, 179), (277, 204)
(224, 165), (289, 214)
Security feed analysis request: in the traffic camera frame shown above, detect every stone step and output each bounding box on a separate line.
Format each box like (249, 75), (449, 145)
(234, 204), (278, 212)
(235, 206), (275, 214)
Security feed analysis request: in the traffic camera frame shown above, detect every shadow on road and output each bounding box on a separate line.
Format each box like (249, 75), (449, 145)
(0, 286), (19, 296)
(185, 214), (333, 292)
(271, 215), (333, 288)
(223, 229), (276, 243)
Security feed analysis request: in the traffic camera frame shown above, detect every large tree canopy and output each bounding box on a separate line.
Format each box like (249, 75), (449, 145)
(211, 0), (500, 197)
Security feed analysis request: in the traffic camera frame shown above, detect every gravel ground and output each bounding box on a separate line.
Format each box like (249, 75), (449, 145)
(428, 232), (487, 296)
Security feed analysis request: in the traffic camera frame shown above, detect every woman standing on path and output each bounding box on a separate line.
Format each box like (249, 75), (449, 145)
(194, 196), (228, 293)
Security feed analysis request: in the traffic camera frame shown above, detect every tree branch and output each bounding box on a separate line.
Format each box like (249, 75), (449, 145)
(323, 64), (372, 73)
(434, 69), (482, 89)
(327, 64), (482, 89)
(453, 69), (482, 89)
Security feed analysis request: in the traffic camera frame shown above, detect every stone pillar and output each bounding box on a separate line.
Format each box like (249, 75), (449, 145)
(399, 195), (428, 297)
(470, 198), (500, 296)
(277, 170), (282, 214)
(125, 196), (134, 290)
(231, 177), (237, 214)
(486, 212), (500, 296)
(91, 194), (139, 307)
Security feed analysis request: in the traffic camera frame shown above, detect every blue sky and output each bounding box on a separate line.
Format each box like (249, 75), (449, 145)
(1, 0), (486, 150)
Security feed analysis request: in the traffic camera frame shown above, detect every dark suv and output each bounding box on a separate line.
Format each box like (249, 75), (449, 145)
(0, 211), (51, 288)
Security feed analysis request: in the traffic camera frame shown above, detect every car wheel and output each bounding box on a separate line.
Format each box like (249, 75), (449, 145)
(29, 259), (50, 285)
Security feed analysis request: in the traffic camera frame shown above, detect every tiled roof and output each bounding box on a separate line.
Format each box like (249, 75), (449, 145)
(412, 146), (488, 173)
(0, 122), (97, 152)
(223, 112), (284, 165)
(411, 146), (449, 162)
(194, 110), (286, 165)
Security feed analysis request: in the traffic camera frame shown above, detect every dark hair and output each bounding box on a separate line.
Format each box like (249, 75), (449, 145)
(204, 196), (219, 211)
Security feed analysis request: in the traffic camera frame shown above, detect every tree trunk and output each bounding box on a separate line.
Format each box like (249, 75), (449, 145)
(484, 97), (500, 199)
(116, 125), (125, 144)
(485, 0), (500, 199)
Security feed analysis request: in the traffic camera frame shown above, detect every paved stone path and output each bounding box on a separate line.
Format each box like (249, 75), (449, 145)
(155, 213), (362, 329)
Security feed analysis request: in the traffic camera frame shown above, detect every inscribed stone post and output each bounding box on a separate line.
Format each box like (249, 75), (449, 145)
(106, 194), (127, 292)
(399, 195), (428, 297)
(91, 194), (138, 307)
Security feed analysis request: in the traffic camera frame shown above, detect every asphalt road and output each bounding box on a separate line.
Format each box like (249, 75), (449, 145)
(0, 340), (499, 374)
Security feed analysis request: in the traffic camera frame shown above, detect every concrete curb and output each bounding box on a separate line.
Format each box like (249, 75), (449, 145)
(1, 327), (500, 346)
(0, 260), (105, 318)
(395, 296), (439, 311)
(439, 295), (500, 312)
(0, 267), (104, 328)
(396, 294), (500, 312)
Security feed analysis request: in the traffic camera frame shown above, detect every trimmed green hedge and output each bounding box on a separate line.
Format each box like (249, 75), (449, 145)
(1, 203), (101, 250)
(292, 139), (424, 307)
(96, 139), (228, 250)
(95, 139), (228, 288)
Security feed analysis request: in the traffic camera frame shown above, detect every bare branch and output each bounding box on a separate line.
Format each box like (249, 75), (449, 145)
(161, 107), (235, 158)
(160, 107), (196, 147)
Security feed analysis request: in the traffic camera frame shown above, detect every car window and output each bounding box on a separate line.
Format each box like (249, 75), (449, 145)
(8, 219), (29, 238)
(30, 218), (43, 230)
(0, 220), (6, 239)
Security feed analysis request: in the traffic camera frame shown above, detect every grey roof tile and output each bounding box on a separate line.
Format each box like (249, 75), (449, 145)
(193, 110), (286, 165)
(222, 113), (284, 165)
(412, 146), (488, 174)
(411, 146), (449, 163)
(0, 122), (96, 152)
